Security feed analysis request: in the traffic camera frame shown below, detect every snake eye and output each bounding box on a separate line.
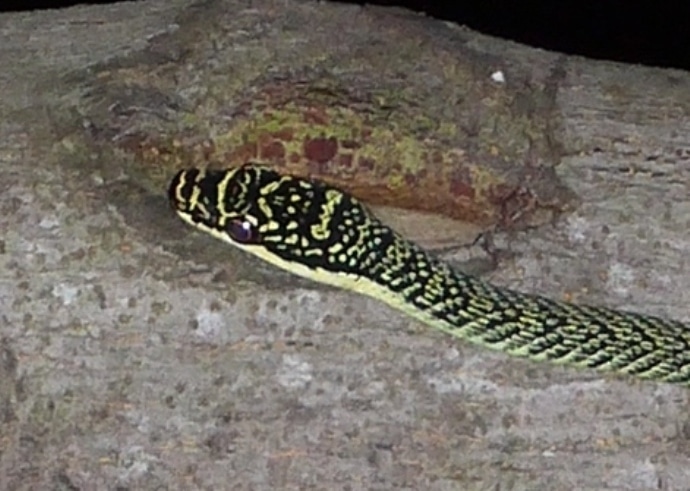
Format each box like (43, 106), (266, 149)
(226, 219), (258, 244)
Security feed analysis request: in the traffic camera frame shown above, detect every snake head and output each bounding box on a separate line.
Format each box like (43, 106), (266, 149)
(168, 162), (389, 274)
(168, 164), (264, 245)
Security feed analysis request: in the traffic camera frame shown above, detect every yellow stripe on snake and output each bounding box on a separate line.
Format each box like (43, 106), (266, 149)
(169, 162), (690, 386)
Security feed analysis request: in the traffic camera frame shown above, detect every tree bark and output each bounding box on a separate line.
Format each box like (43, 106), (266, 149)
(2, 1), (690, 489)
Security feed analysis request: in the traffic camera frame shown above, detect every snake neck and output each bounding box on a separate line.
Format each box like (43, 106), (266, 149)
(356, 223), (500, 328)
(352, 222), (690, 384)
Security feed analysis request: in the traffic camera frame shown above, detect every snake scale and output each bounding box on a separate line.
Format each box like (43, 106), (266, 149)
(169, 162), (690, 386)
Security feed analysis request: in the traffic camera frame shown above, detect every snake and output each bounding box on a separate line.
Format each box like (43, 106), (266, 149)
(168, 162), (690, 386)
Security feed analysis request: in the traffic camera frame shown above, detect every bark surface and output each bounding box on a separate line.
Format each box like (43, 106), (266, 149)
(1, 1), (690, 490)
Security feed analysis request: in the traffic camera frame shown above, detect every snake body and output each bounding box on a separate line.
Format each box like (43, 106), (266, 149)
(169, 162), (690, 385)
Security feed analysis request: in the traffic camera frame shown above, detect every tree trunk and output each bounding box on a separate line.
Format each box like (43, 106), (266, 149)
(1, 1), (690, 489)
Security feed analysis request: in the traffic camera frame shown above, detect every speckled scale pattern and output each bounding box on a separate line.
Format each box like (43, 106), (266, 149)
(170, 162), (690, 386)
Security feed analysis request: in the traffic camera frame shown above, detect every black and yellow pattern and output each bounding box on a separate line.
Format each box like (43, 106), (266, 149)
(169, 162), (690, 385)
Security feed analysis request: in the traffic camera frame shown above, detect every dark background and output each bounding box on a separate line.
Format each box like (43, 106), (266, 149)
(1, 0), (688, 70)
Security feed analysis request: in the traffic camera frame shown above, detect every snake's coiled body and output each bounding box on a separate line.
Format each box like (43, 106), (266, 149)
(169, 162), (690, 385)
